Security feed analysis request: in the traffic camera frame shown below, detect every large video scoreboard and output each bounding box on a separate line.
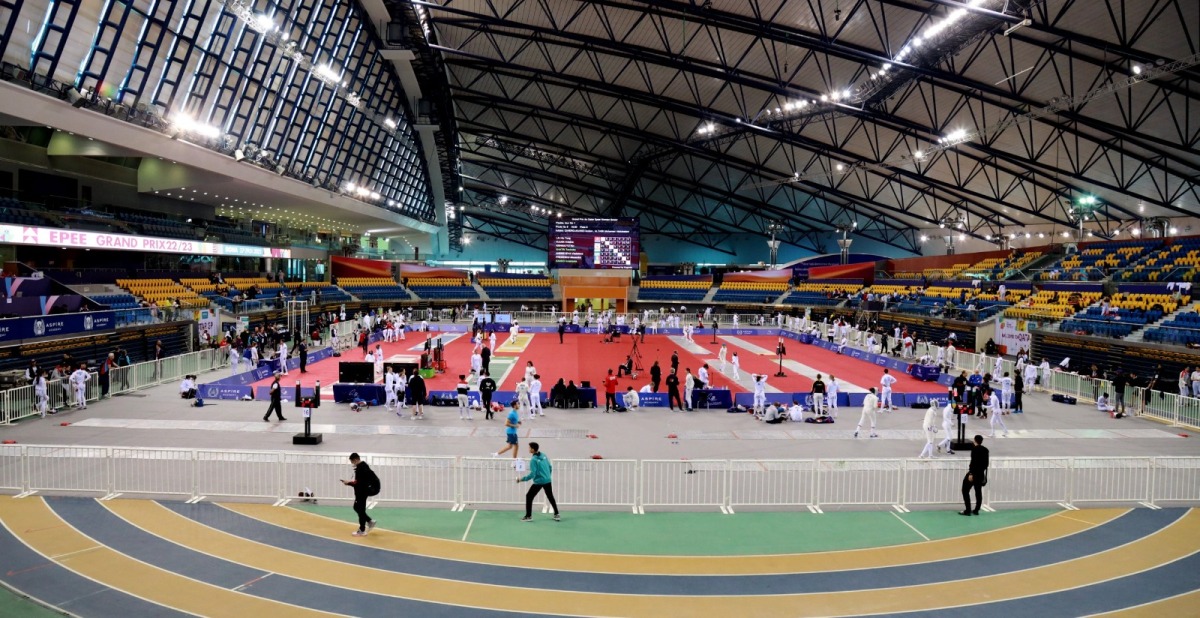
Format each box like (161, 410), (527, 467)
(548, 217), (640, 269)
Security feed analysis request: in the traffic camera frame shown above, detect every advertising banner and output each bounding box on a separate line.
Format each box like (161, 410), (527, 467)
(0, 311), (117, 344)
(997, 318), (1032, 353)
(0, 224), (288, 257)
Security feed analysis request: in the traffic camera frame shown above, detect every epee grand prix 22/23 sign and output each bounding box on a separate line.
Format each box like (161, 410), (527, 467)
(0, 224), (290, 258)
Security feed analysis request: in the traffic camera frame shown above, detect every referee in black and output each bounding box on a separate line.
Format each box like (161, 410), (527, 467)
(263, 372), (287, 422)
(960, 435), (989, 515)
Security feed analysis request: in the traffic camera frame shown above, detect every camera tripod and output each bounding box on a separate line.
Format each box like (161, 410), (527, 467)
(628, 338), (644, 377)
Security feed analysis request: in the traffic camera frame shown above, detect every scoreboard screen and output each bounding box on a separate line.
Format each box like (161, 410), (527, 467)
(548, 218), (640, 269)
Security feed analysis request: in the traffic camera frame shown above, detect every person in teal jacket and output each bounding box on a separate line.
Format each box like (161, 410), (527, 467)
(516, 442), (560, 522)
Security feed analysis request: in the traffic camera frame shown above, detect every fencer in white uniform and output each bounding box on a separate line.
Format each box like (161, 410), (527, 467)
(988, 391), (1008, 437)
(919, 404), (939, 458)
(937, 401), (957, 454)
(854, 388), (879, 438)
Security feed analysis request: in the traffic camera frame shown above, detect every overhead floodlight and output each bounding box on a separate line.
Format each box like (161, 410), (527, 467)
(1132, 64), (1143, 75)
(939, 128), (969, 144)
(253, 13), (275, 32)
(919, 235), (928, 242)
(1170, 227), (1178, 235)
(1131, 228), (1141, 236)
(384, 118), (397, 129)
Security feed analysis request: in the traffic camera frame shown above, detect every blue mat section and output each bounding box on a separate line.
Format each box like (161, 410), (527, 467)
(162, 500), (1183, 596)
(0, 501), (191, 618)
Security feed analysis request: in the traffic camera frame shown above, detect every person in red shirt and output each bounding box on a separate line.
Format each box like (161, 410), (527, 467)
(603, 369), (619, 412)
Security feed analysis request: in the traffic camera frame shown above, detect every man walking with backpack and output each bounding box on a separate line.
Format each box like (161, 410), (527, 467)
(516, 442), (560, 522)
(342, 453), (379, 536)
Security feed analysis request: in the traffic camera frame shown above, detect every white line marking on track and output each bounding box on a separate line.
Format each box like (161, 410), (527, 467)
(232, 572), (274, 592)
(50, 545), (102, 560)
(891, 511), (930, 541)
(461, 509), (478, 542)
(1139, 501), (1162, 510)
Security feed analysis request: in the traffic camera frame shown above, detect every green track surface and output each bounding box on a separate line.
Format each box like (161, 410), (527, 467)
(0, 586), (67, 618)
(293, 504), (1055, 555)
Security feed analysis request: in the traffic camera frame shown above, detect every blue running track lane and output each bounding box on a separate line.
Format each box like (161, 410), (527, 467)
(895, 550), (1200, 617)
(44, 497), (559, 618)
(0, 506), (192, 618)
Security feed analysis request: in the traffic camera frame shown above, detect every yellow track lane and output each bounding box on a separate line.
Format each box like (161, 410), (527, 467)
(1085, 589), (1200, 617)
(0, 497), (340, 618)
(103, 499), (1200, 618)
(224, 501), (1124, 575)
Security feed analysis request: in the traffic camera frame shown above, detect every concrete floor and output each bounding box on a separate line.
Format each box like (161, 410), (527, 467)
(3, 374), (1197, 462)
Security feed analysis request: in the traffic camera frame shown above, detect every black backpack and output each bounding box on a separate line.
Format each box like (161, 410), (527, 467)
(362, 466), (381, 496)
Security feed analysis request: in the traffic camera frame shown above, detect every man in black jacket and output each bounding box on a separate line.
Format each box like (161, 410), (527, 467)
(649, 361), (662, 392)
(408, 371), (427, 420)
(479, 370), (497, 419)
(263, 373), (286, 422)
(961, 435), (989, 516)
(298, 340), (309, 373)
(665, 369), (682, 411)
(557, 320), (566, 344)
(481, 345), (491, 374)
(341, 453), (377, 536)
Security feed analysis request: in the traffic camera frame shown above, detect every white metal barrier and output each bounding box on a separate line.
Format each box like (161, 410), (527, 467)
(987, 458), (1072, 506)
(727, 460), (816, 508)
(2, 447), (1200, 510)
(816, 459), (904, 507)
(641, 459), (728, 508)
(1, 348), (230, 425)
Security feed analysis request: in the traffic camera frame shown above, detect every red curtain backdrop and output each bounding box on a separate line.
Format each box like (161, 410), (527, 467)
(330, 256), (392, 279)
(808, 262), (875, 282)
(397, 263), (468, 279)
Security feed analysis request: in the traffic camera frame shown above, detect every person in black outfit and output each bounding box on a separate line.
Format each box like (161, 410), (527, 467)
(616, 356), (634, 378)
(665, 369), (682, 410)
(298, 340), (308, 373)
(549, 378), (566, 408)
(1112, 369), (1128, 416)
(479, 370), (497, 418)
(649, 361), (662, 392)
(341, 453), (377, 536)
(557, 321), (566, 344)
(152, 340), (164, 379)
(951, 371), (968, 404)
(960, 435), (989, 516)
(1012, 373), (1024, 414)
(408, 371), (427, 418)
(263, 373), (286, 421)
(565, 380), (579, 408)
(481, 345), (491, 374)
(670, 351), (679, 373)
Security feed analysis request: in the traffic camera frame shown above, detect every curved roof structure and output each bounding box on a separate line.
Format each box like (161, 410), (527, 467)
(421, 0), (1200, 254)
